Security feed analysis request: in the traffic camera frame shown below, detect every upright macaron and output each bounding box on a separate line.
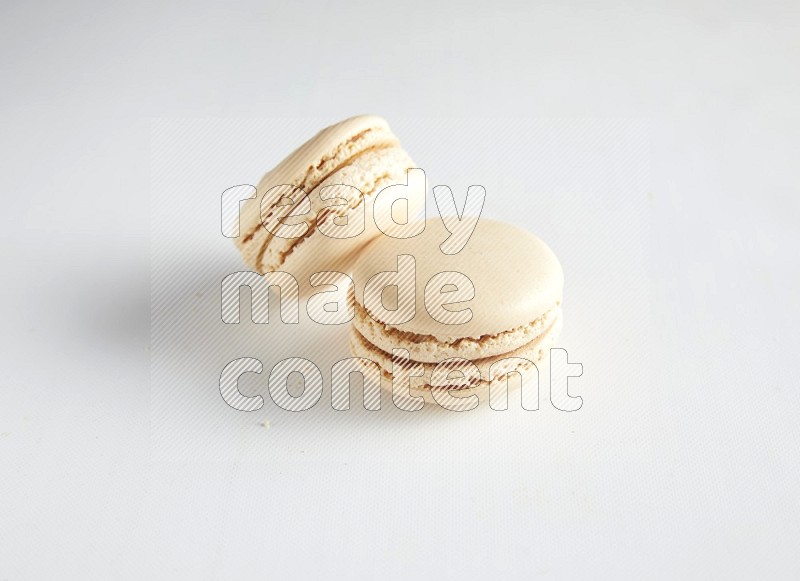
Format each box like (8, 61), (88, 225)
(349, 218), (563, 400)
(236, 115), (421, 286)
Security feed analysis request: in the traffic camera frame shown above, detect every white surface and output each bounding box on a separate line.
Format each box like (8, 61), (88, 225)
(2, 1), (799, 579)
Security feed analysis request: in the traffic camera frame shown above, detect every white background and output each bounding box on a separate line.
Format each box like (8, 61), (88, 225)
(2, 1), (799, 579)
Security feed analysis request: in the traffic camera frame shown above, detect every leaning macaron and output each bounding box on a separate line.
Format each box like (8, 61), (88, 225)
(236, 115), (420, 286)
(349, 218), (563, 402)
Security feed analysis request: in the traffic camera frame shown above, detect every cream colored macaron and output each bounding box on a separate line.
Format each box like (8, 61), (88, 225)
(236, 115), (421, 286)
(349, 218), (563, 401)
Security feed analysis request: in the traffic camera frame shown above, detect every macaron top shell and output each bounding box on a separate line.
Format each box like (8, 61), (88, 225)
(353, 218), (563, 340)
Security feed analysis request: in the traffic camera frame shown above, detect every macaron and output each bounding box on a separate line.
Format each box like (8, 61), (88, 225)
(349, 218), (563, 402)
(236, 115), (421, 286)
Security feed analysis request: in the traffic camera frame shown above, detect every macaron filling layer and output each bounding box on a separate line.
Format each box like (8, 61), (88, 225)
(354, 301), (562, 363)
(348, 309), (563, 390)
(240, 124), (397, 246)
(258, 146), (414, 273)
